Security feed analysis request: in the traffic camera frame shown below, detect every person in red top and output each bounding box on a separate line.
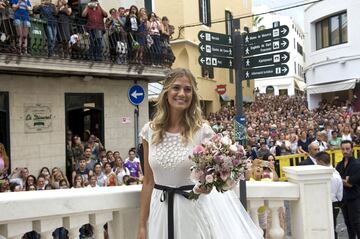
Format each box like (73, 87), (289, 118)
(82, 0), (107, 61)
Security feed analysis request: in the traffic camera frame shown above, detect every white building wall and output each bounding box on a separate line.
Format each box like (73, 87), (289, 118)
(0, 75), (148, 173)
(304, 0), (360, 108)
(253, 15), (305, 96)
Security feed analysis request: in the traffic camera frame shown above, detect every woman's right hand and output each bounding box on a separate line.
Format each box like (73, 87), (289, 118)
(137, 226), (146, 239)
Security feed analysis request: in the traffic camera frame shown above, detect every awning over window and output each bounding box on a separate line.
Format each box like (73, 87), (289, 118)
(220, 94), (232, 101)
(306, 79), (357, 94)
(294, 79), (306, 91)
(148, 82), (163, 100)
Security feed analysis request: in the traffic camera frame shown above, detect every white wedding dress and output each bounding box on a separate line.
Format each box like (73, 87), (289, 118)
(140, 123), (263, 239)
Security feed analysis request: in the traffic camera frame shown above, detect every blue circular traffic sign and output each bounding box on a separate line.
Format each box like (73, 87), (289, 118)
(128, 85), (145, 105)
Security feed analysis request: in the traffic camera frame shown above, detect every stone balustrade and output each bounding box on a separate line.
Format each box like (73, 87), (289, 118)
(0, 166), (334, 239)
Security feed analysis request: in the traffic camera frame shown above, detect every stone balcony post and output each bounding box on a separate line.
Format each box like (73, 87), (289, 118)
(283, 165), (334, 239)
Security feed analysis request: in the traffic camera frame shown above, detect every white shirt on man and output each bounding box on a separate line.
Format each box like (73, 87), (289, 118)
(313, 140), (328, 152)
(331, 168), (343, 202)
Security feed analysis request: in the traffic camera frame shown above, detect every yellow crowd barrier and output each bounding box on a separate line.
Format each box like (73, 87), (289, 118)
(276, 146), (360, 181)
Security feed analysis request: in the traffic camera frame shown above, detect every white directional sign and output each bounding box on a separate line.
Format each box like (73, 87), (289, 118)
(243, 38), (289, 56)
(198, 56), (233, 69)
(199, 43), (233, 57)
(243, 64), (289, 80)
(198, 31), (232, 46)
(243, 25), (289, 45)
(242, 52), (290, 68)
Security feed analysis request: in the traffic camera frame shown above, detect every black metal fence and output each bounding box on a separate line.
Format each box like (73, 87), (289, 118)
(0, 16), (175, 66)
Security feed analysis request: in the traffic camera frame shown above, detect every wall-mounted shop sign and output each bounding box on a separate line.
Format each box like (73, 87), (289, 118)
(24, 104), (53, 133)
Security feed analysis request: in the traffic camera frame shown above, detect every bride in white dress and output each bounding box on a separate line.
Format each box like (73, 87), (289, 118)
(137, 68), (263, 239)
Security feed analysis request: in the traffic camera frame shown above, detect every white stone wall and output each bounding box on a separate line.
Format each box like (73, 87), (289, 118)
(255, 76), (296, 96)
(304, 0), (360, 109)
(0, 74), (148, 173)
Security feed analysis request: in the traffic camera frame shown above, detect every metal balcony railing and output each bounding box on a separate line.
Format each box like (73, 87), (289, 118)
(0, 16), (175, 67)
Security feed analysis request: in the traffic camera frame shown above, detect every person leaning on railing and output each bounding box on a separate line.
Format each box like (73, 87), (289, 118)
(82, 0), (107, 61)
(33, 0), (58, 57)
(56, 0), (71, 58)
(160, 16), (175, 66)
(136, 7), (148, 65)
(147, 11), (162, 66)
(124, 5), (139, 63)
(105, 8), (123, 62)
(11, 0), (32, 55)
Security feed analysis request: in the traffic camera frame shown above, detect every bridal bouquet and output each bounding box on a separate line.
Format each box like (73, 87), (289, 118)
(188, 133), (247, 200)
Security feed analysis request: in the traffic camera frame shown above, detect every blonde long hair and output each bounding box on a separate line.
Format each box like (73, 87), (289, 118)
(151, 68), (203, 145)
(0, 143), (9, 167)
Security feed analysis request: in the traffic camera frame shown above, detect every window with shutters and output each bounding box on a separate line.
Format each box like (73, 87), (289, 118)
(315, 12), (347, 50)
(199, 0), (211, 26)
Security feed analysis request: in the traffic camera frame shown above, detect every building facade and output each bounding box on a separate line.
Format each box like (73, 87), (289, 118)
(253, 15), (306, 96)
(0, 0), (168, 174)
(153, 0), (254, 115)
(304, 0), (360, 110)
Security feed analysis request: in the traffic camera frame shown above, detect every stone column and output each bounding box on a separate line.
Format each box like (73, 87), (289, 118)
(284, 165), (334, 239)
(63, 215), (89, 239)
(0, 221), (32, 239)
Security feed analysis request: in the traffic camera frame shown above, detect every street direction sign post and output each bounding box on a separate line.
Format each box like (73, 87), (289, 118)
(198, 56), (233, 68)
(199, 43), (233, 57)
(243, 25), (289, 45)
(243, 38), (289, 56)
(243, 64), (289, 80)
(198, 31), (232, 46)
(242, 52), (289, 68)
(128, 85), (145, 105)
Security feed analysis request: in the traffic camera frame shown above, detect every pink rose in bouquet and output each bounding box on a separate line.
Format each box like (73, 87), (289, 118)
(188, 133), (247, 200)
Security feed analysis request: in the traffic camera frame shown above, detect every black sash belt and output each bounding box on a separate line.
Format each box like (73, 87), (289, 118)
(154, 184), (194, 239)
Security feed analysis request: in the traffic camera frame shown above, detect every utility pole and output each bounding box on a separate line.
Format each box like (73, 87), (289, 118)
(233, 19), (247, 209)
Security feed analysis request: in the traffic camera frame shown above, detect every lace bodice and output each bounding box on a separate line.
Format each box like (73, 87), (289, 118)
(140, 123), (214, 187)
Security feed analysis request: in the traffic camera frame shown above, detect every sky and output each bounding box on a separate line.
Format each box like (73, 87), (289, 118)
(253, 0), (305, 28)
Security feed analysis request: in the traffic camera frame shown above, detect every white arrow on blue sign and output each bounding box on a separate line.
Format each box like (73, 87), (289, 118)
(128, 85), (145, 105)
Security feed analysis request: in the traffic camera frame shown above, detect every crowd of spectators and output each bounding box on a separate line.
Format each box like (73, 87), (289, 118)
(208, 94), (357, 160)
(0, 131), (143, 194)
(0, 0), (175, 65)
(1, 94), (356, 192)
(0, 93), (355, 238)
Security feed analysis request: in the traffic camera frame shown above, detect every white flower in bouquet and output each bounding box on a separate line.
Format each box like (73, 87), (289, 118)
(229, 144), (238, 153)
(220, 135), (232, 146)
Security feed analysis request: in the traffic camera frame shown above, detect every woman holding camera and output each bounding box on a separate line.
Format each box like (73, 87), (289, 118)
(148, 11), (162, 66)
(125, 5), (139, 63)
(56, 0), (71, 58)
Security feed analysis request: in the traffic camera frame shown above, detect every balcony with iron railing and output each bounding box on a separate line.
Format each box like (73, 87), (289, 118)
(0, 166), (336, 239)
(0, 16), (173, 80)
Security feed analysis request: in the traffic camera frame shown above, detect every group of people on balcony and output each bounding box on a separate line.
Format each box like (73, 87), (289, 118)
(0, 0), (175, 65)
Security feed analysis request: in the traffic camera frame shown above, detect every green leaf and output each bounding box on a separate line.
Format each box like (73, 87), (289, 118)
(188, 191), (200, 200)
